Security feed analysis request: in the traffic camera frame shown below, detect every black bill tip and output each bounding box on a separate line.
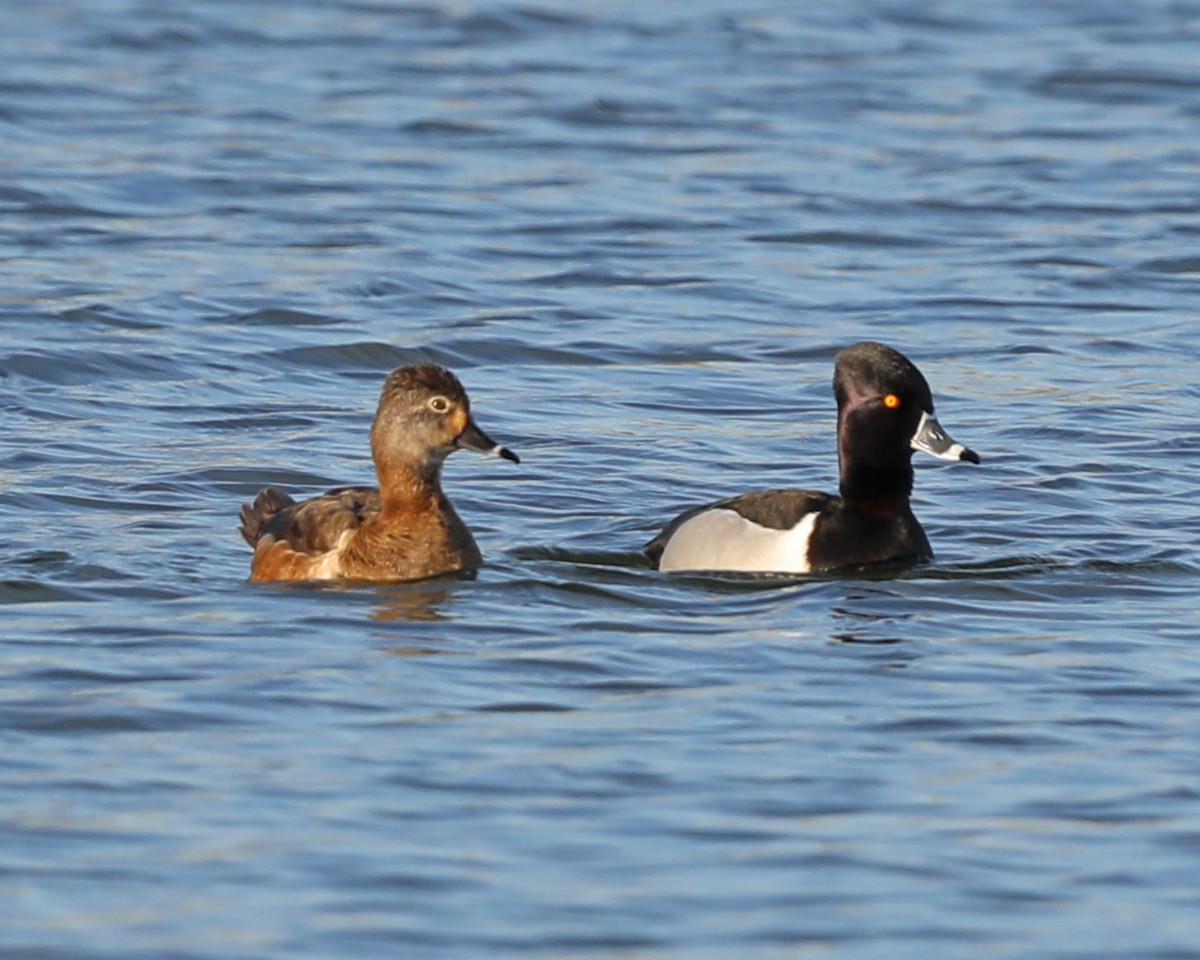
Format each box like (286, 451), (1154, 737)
(456, 418), (520, 464)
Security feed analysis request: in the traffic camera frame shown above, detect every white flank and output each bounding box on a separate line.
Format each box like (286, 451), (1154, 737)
(658, 508), (817, 574)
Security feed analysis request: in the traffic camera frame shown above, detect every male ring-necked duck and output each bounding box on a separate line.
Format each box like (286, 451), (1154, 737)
(644, 341), (980, 575)
(239, 363), (518, 582)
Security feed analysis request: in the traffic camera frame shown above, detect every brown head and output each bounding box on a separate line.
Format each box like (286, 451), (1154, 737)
(369, 364), (519, 493)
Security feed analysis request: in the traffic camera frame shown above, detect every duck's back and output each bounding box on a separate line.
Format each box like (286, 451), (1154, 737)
(239, 486), (377, 580)
(256, 486), (378, 550)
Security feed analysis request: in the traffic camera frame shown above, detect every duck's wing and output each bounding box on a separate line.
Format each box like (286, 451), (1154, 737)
(241, 485), (381, 580)
(644, 489), (832, 568)
(252, 486), (380, 554)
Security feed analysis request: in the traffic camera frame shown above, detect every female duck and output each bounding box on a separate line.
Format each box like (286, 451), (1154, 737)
(644, 341), (980, 575)
(240, 364), (518, 582)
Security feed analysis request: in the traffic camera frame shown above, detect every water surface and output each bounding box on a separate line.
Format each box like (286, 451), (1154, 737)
(4, 1), (1200, 958)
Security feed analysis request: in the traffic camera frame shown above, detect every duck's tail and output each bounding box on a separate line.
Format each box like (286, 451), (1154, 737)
(239, 487), (295, 547)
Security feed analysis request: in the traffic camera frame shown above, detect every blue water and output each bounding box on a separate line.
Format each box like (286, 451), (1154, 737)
(4, 1), (1200, 957)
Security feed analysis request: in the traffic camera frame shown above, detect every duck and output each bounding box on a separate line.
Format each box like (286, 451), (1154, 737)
(644, 341), (980, 575)
(239, 363), (518, 582)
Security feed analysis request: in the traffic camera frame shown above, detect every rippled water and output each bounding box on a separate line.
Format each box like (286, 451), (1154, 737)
(4, 1), (1200, 957)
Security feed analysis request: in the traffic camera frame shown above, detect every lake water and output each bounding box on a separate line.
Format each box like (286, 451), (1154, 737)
(3, 1), (1200, 957)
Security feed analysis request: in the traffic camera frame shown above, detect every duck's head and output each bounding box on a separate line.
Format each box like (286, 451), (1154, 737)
(371, 364), (519, 477)
(833, 342), (978, 500)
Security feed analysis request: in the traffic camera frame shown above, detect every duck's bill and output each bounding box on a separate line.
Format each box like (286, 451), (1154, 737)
(911, 411), (980, 464)
(457, 419), (520, 463)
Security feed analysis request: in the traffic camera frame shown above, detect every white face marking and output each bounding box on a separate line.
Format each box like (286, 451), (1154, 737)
(910, 410), (966, 462)
(658, 508), (817, 574)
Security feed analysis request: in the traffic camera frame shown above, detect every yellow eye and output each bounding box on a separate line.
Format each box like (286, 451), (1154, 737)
(883, 394), (901, 409)
(428, 396), (451, 414)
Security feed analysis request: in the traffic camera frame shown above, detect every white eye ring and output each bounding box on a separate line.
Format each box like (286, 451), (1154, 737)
(428, 395), (451, 414)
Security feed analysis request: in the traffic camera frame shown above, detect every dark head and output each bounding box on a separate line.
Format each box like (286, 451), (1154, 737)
(833, 342), (978, 503)
(370, 364), (519, 484)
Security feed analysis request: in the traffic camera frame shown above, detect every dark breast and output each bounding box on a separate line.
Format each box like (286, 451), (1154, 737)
(806, 500), (932, 571)
(338, 494), (481, 580)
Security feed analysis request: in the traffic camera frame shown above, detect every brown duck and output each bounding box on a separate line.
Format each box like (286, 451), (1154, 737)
(240, 364), (518, 582)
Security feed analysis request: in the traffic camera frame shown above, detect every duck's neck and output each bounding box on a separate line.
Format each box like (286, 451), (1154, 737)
(372, 443), (446, 516)
(837, 417), (914, 509)
(838, 464), (913, 513)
